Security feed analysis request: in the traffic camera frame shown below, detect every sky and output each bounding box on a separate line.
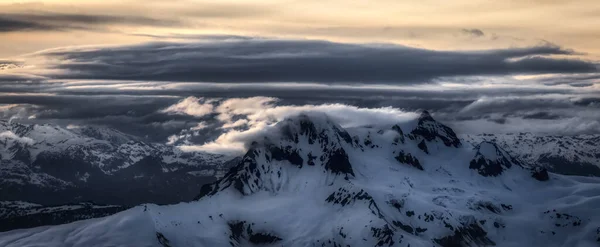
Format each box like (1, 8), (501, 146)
(0, 0), (599, 154)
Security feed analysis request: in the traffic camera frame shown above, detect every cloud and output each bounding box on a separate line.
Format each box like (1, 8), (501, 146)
(66, 124), (81, 129)
(0, 17), (55, 32)
(0, 77), (598, 143)
(522, 111), (563, 120)
(574, 97), (600, 107)
(1, 37), (599, 148)
(458, 95), (575, 115)
(211, 97), (418, 130)
(445, 94), (600, 135)
(191, 122), (209, 130)
(0, 131), (34, 145)
(1, 83), (599, 154)
(0, 60), (22, 70)
(32, 38), (598, 84)
(455, 94), (599, 123)
(170, 94), (600, 154)
(0, 13), (181, 32)
(163, 96), (418, 154)
(489, 118), (507, 124)
(450, 117), (600, 136)
(535, 73), (600, 87)
(8, 13), (180, 26)
(129, 33), (258, 41)
(160, 96), (214, 117)
(178, 123), (273, 155)
(215, 97), (278, 123)
(0, 103), (38, 122)
(0, 104), (19, 111)
(176, 3), (274, 18)
(462, 28), (485, 37)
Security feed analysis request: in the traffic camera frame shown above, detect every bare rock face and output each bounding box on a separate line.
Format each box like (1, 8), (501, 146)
(469, 141), (521, 177)
(409, 111), (461, 148)
(196, 114), (355, 199)
(531, 167), (550, 181)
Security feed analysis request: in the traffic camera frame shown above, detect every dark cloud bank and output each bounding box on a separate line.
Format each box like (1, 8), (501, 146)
(1, 36), (599, 145)
(40, 38), (598, 83)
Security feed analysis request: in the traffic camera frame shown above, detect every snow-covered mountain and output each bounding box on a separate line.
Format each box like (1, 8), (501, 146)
(0, 120), (234, 206)
(2, 112), (598, 247)
(463, 133), (600, 177)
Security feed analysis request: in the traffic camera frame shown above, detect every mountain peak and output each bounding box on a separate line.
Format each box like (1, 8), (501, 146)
(196, 114), (356, 199)
(279, 113), (338, 133)
(418, 110), (434, 122)
(409, 110), (461, 148)
(277, 113), (353, 146)
(469, 141), (521, 177)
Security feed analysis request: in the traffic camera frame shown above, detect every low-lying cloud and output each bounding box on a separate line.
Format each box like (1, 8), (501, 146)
(0, 130), (35, 145)
(161, 95), (600, 155)
(165, 96), (418, 154)
(160, 96), (215, 117)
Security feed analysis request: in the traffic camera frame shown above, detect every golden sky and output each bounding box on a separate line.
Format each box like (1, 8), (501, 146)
(1, 0), (599, 58)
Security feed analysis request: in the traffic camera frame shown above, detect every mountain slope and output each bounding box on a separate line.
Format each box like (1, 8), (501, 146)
(1, 112), (599, 247)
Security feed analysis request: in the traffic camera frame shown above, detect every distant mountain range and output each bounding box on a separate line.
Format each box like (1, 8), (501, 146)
(2, 112), (598, 246)
(0, 120), (236, 207)
(462, 133), (600, 177)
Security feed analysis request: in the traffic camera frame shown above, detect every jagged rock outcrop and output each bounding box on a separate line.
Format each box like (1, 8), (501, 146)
(531, 167), (550, 181)
(394, 151), (423, 170)
(409, 111), (461, 148)
(196, 114), (355, 199)
(469, 141), (521, 177)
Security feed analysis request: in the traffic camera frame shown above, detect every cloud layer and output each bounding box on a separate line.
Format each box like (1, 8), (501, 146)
(34, 38), (598, 84)
(165, 96), (418, 154)
(157, 95), (600, 155)
(0, 36), (599, 154)
(0, 76), (598, 146)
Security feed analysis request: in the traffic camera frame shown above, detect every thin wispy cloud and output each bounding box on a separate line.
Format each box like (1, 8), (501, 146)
(0, 13), (182, 33)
